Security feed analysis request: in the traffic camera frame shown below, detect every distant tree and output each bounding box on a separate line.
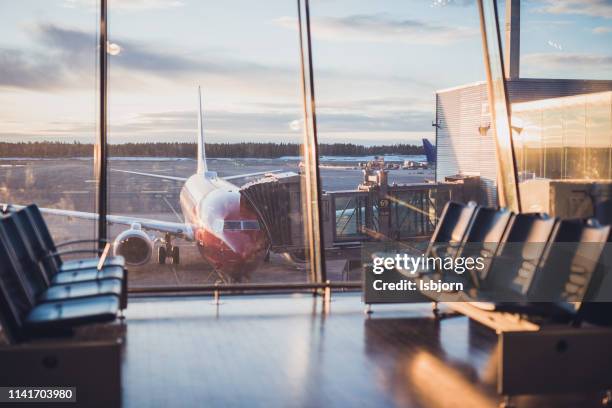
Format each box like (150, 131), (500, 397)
(0, 141), (424, 158)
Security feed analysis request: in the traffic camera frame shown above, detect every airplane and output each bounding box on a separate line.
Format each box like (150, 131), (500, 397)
(2, 88), (284, 283)
(422, 138), (436, 164)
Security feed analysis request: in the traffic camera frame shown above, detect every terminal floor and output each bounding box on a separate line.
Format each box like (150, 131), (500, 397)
(123, 293), (602, 408)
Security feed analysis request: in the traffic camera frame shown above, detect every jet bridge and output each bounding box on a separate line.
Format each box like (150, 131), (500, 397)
(240, 169), (467, 252)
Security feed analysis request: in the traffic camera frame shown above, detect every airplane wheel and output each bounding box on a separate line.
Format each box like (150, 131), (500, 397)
(172, 246), (180, 265)
(158, 246), (167, 264)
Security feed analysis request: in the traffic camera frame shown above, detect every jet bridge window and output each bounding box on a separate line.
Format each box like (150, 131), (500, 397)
(223, 220), (261, 231)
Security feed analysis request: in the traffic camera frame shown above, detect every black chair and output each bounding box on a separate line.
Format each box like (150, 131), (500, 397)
(0, 241), (119, 344)
(573, 225), (612, 326)
(21, 205), (124, 272)
(0, 217), (123, 303)
(595, 199), (612, 226)
(529, 218), (610, 303)
(426, 201), (479, 261)
(0, 213), (126, 309)
(477, 213), (558, 297)
(452, 206), (513, 289)
(14, 207), (126, 284)
(485, 218), (610, 322)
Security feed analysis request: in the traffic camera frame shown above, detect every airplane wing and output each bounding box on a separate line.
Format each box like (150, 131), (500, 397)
(3, 204), (193, 241)
(112, 169), (187, 182)
(112, 168), (282, 182)
(222, 170), (282, 181)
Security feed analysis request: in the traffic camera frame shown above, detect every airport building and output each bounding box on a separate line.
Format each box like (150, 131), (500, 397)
(435, 0), (612, 214)
(436, 80), (612, 206)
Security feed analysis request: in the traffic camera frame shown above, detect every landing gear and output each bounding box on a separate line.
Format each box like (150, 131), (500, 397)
(158, 233), (180, 265)
(158, 246), (166, 264)
(171, 246), (180, 265)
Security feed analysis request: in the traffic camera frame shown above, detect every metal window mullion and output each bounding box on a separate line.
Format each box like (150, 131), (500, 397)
(96, 0), (108, 251)
(296, 0), (326, 283)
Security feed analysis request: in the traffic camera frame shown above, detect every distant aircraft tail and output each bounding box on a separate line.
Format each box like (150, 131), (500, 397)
(197, 86), (207, 174)
(422, 138), (436, 163)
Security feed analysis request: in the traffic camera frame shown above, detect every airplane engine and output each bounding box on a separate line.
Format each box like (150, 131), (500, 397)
(113, 224), (153, 266)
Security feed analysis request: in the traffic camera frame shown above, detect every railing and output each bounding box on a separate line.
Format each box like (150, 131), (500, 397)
(129, 280), (362, 296)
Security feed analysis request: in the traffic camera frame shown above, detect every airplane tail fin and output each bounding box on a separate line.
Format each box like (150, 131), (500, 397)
(422, 138), (436, 163)
(197, 86), (207, 174)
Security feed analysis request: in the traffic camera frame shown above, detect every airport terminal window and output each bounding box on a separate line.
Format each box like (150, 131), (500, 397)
(106, 0), (313, 287)
(508, 1), (612, 214)
(0, 2), (99, 251)
(513, 92), (612, 187)
(308, 0), (487, 271)
(542, 107), (563, 180)
(587, 92), (612, 179)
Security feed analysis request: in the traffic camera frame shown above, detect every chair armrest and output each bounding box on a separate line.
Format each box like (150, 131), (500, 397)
(43, 249), (103, 260)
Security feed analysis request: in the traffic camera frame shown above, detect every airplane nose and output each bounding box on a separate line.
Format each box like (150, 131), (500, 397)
(222, 235), (265, 264)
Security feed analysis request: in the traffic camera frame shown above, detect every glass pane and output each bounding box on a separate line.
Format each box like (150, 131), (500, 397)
(563, 95), (587, 179)
(0, 2), (98, 251)
(515, 93), (612, 182)
(543, 106), (563, 179)
(107, 0), (311, 286)
(520, 1), (611, 80)
(510, 3), (612, 216)
(309, 0), (486, 279)
(587, 92), (612, 180)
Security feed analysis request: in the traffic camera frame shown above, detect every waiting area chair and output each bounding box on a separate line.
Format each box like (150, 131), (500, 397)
(0, 205), (127, 343)
(20, 204), (125, 272)
(420, 201), (612, 326)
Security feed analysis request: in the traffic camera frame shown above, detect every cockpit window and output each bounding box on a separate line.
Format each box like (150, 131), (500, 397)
(221, 220), (260, 231)
(224, 221), (243, 230)
(241, 220), (260, 230)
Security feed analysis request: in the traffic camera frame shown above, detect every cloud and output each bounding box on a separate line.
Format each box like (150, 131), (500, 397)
(593, 26), (612, 33)
(430, 0), (474, 7)
(0, 23), (295, 91)
(63, 0), (185, 11)
(537, 0), (612, 19)
(274, 14), (477, 45)
(522, 52), (612, 73)
(0, 49), (64, 90)
(35, 23), (265, 76)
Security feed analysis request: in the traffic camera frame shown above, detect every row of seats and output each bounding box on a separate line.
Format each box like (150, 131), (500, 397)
(0, 204), (127, 343)
(424, 201), (612, 324)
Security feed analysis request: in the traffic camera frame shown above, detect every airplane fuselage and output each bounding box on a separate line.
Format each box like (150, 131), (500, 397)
(179, 173), (268, 282)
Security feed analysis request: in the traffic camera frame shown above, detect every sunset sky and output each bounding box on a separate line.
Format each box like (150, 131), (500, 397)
(0, 0), (610, 145)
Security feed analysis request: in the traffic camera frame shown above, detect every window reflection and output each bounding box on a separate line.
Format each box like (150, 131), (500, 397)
(587, 92), (612, 179)
(512, 91), (612, 184)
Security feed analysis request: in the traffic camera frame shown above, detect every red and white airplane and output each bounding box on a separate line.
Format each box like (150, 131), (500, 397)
(5, 88), (283, 282)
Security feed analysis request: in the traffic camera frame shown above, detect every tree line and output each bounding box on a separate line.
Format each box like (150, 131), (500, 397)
(0, 141), (424, 158)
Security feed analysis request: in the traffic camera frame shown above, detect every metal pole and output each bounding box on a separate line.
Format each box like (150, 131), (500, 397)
(96, 0), (108, 251)
(296, 0), (327, 283)
(477, 0), (521, 212)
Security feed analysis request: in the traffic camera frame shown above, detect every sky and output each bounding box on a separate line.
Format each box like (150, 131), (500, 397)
(0, 0), (610, 146)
